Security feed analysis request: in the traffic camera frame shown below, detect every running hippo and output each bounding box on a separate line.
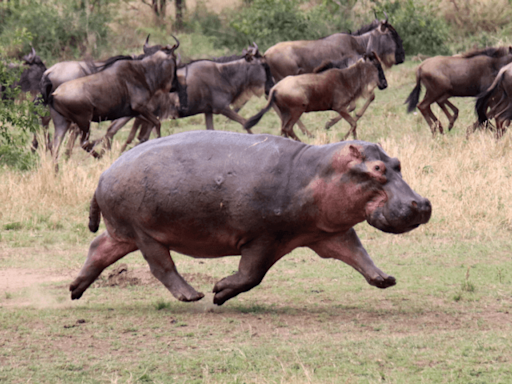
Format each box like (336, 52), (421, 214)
(70, 131), (431, 305)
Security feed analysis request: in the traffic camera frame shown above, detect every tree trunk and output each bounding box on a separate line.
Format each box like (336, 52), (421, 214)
(175, 0), (184, 30)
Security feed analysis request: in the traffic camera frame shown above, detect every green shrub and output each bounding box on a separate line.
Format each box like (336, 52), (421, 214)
(188, 0), (354, 52)
(0, 60), (43, 171)
(0, 0), (113, 61)
(372, 0), (450, 56)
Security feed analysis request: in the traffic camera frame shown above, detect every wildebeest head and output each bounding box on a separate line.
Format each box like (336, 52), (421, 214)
(142, 34), (180, 58)
(342, 143), (431, 234)
(5, 47), (47, 97)
(359, 16), (405, 68)
(364, 51), (387, 90)
(239, 43), (274, 95)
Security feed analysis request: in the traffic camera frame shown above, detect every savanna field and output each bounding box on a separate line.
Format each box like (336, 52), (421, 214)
(1, 0), (512, 383)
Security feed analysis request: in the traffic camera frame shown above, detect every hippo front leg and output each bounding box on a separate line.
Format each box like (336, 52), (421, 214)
(309, 228), (396, 289)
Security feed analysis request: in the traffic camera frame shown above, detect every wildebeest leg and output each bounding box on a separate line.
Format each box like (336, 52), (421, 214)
(417, 92), (443, 136)
(295, 119), (314, 138)
(50, 108), (72, 170)
(137, 237), (204, 302)
(212, 240), (278, 305)
(101, 117), (133, 151)
(437, 99), (458, 132)
(272, 104), (314, 138)
(64, 125), (80, 159)
(309, 228), (396, 289)
(219, 107), (254, 134)
(70, 231), (138, 300)
(325, 115), (344, 130)
(334, 109), (357, 140)
(354, 92), (376, 122)
(205, 113), (214, 130)
(134, 109), (161, 139)
(137, 122), (153, 143)
(279, 107), (303, 141)
(120, 119), (144, 153)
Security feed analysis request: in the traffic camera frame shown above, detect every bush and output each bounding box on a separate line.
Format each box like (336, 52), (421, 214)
(188, 0), (354, 52)
(0, 0), (113, 61)
(0, 61), (44, 171)
(372, 0), (450, 56)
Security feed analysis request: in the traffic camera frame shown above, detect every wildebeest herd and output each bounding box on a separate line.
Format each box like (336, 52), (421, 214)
(2, 15), (510, 304)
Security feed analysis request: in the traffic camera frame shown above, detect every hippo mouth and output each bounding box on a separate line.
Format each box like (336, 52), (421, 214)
(367, 202), (431, 234)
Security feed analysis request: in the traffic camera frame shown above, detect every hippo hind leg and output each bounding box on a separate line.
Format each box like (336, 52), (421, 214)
(70, 231), (138, 300)
(213, 242), (276, 305)
(138, 238), (204, 302)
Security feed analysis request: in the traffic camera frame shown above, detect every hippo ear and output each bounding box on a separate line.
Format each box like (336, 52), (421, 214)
(349, 145), (362, 160)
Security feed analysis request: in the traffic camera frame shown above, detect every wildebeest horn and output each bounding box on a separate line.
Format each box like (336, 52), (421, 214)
(143, 34), (151, 54)
(169, 34), (180, 54)
(383, 10), (388, 22)
(31, 47), (36, 57)
(253, 42), (258, 52)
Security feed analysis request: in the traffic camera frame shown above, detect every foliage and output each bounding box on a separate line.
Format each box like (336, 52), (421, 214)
(188, 0), (354, 52)
(0, 61), (43, 171)
(371, 0), (450, 56)
(0, 0), (114, 61)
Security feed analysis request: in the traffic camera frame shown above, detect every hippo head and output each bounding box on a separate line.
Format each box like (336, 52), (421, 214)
(346, 143), (431, 234)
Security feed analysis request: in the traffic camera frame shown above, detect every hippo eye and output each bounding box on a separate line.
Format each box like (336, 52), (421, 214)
(374, 165), (381, 172)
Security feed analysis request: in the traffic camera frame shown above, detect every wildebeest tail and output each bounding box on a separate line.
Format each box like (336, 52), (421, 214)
(40, 73), (53, 106)
(244, 89), (276, 131)
(405, 68), (422, 113)
(262, 62), (274, 96)
(88, 192), (101, 233)
(475, 73), (504, 124)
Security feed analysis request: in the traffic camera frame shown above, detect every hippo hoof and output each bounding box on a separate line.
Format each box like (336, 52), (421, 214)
(369, 275), (396, 289)
(70, 287), (83, 300)
(177, 291), (205, 302)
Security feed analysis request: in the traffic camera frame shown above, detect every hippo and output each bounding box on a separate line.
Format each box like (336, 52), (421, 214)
(70, 130), (431, 305)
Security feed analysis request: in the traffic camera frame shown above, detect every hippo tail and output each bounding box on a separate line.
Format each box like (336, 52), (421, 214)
(244, 89), (276, 131)
(88, 192), (101, 233)
(405, 68), (422, 113)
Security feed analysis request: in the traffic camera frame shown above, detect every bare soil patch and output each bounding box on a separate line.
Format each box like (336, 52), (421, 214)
(0, 268), (71, 293)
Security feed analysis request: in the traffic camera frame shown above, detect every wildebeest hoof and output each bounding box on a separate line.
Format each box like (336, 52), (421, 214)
(368, 275), (396, 289)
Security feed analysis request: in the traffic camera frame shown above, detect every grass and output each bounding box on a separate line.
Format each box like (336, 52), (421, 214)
(0, 60), (512, 383)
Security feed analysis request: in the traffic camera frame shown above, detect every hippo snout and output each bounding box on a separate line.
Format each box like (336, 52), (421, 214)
(409, 197), (432, 225)
(367, 196), (432, 234)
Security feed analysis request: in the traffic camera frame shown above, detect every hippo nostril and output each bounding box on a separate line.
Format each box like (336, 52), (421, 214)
(411, 201), (418, 209)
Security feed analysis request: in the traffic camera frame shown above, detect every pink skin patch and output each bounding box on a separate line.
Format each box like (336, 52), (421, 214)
(309, 146), (389, 231)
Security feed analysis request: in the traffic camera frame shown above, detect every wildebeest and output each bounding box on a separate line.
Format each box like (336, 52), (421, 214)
(1, 48), (46, 100)
(39, 35), (167, 155)
(93, 44), (274, 153)
(475, 62), (512, 139)
(264, 16), (404, 137)
(47, 38), (180, 165)
(244, 53), (387, 141)
(406, 46), (512, 135)
(69, 130), (431, 304)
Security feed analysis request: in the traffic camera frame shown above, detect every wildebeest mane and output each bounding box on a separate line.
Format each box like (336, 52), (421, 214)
(462, 47), (511, 59)
(95, 55), (134, 72)
(351, 19), (381, 36)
